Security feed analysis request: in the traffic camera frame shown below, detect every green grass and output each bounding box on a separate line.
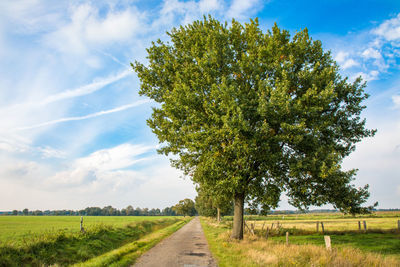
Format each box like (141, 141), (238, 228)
(0, 217), (186, 266)
(0, 216), (172, 245)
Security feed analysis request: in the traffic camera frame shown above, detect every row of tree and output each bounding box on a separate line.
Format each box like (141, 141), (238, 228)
(9, 205), (180, 216)
(134, 16), (377, 239)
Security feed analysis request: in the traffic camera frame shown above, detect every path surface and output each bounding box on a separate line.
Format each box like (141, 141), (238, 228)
(133, 217), (217, 267)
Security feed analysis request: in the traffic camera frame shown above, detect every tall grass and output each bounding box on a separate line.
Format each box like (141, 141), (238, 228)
(201, 217), (400, 267)
(0, 218), (182, 266)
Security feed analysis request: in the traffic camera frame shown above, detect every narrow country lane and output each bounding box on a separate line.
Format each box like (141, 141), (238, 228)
(133, 217), (217, 267)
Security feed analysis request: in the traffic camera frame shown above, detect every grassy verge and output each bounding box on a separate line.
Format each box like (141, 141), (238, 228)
(74, 218), (191, 267)
(0, 217), (184, 266)
(201, 217), (400, 267)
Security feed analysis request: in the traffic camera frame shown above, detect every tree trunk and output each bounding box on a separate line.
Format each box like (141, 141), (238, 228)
(231, 192), (244, 239)
(217, 207), (221, 223)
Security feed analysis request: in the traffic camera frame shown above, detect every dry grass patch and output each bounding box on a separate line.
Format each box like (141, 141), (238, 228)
(201, 217), (400, 267)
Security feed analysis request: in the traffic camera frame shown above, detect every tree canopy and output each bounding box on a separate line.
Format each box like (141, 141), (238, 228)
(133, 16), (376, 239)
(173, 198), (197, 217)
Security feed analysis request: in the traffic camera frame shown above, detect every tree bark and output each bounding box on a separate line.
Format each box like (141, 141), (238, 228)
(217, 207), (221, 223)
(231, 192), (244, 239)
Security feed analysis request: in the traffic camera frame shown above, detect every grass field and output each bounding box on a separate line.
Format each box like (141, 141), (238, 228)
(202, 212), (400, 266)
(0, 216), (173, 245)
(0, 216), (189, 266)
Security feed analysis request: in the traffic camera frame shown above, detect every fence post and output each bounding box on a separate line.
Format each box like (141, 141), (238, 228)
(321, 222), (325, 234)
(316, 221), (319, 232)
(80, 216), (85, 233)
(286, 232), (289, 246)
(324, 235), (331, 251)
(266, 227), (270, 239)
(363, 220), (367, 232)
(358, 221), (361, 230)
(261, 221), (266, 231)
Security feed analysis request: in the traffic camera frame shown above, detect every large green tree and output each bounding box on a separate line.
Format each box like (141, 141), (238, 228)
(133, 16), (376, 239)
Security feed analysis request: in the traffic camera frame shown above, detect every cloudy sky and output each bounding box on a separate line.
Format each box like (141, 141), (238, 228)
(0, 0), (399, 211)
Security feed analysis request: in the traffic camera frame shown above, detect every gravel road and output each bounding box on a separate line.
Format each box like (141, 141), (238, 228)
(133, 217), (217, 267)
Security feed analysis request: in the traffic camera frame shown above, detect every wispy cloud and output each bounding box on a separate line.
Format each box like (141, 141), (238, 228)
(332, 13), (400, 82)
(40, 69), (132, 105)
(392, 95), (400, 109)
(43, 3), (146, 54)
(16, 99), (151, 131)
(226, 0), (262, 20)
(0, 69), (132, 115)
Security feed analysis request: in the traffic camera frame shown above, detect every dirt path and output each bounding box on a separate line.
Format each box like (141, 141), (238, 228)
(133, 217), (217, 267)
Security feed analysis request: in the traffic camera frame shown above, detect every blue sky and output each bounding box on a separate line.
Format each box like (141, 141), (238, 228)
(0, 0), (399, 211)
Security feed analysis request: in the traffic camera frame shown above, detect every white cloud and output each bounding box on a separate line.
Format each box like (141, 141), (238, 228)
(351, 70), (379, 82)
(75, 143), (154, 172)
(0, 0), (65, 34)
(362, 47), (382, 60)
(46, 143), (154, 187)
(342, 58), (359, 69)
(334, 51), (359, 70)
(372, 13), (400, 42)
(199, 0), (223, 13)
(334, 51), (349, 63)
(43, 4), (145, 54)
(226, 0), (261, 20)
(392, 95), (400, 109)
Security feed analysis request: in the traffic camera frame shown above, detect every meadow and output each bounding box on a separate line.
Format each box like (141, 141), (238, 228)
(202, 211), (400, 266)
(0, 216), (172, 245)
(0, 216), (189, 266)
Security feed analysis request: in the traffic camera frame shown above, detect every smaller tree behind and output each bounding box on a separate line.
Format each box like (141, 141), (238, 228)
(195, 186), (233, 221)
(173, 199), (197, 217)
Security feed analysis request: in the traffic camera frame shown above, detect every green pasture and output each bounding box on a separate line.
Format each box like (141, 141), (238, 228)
(0, 216), (188, 266)
(0, 216), (174, 245)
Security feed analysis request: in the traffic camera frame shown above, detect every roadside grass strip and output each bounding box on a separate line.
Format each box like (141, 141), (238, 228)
(200, 217), (400, 267)
(73, 218), (191, 267)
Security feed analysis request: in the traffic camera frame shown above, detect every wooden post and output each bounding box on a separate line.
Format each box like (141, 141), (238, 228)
(316, 221), (319, 232)
(324, 235), (331, 251)
(286, 232), (289, 246)
(321, 222), (325, 234)
(261, 221), (266, 231)
(244, 221), (254, 235)
(358, 221), (361, 230)
(80, 216), (85, 233)
(363, 220), (367, 232)
(266, 227), (270, 239)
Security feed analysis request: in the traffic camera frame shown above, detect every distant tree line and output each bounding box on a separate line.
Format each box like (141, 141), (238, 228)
(6, 205), (179, 216)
